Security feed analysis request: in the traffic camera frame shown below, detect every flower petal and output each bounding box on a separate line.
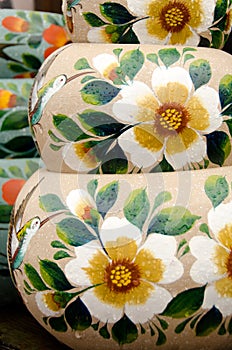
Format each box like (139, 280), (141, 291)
(81, 288), (123, 323)
(35, 291), (62, 317)
(92, 54), (118, 77)
(169, 26), (200, 46)
(208, 201), (232, 246)
(127, 0), (151, 16)
(87, 27), (111, 43)
(202, 285), (232, 317)
(125, 285), (172, 323)
(193, 0), (215, 32)
(66, 188), (96, 218)
(132, 17), (168, 43)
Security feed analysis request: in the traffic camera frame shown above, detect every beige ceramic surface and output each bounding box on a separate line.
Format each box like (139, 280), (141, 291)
(62, 0), (231, 49)
(29, 43), (232, 174)
(7, 166), (232, 349)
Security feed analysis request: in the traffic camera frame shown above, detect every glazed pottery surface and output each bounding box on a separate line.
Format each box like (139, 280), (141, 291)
(29, 43), (232, 174)
(7, 166), (232, 349)
(62, 0), (232, 49)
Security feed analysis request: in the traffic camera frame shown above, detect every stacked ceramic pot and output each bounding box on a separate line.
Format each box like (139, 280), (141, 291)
(8, 1), (232, 349)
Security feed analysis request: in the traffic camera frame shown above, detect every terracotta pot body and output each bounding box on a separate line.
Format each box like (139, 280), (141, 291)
(62, 0), (232, 49)
(7, 166), (232, 349)
(28, 43), (232, 174)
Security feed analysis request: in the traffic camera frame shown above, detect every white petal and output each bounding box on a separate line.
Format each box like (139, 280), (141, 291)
(112, 99), (139, 124)
(141, 234), (177, 262)
(189, 236), (217, 259)
(66, 189), (96, 215)
(165, 133), (206, 170)
(132, 19), (168, 44)
(100, 217), (142, 246)
(35, 292), (61, 317)
(81, 288), (123, 323)
(118, 128), (163, 168)
(202, 285), (218, 310)
(161, 258), (184, 284)
(208, 201), (232, 238)
(62, 143), (99, 172)
(64, 241), (100, 286)
(127, 0), (150, 16)
(87, 28), (110, 43)
(190, 259), (221, 284)
(125, 285), (172, 323)
(92, 54), (118, 75)
(176, 27), (200, 46)
(192, 86), (221, 134)
(152, 67), (193, 96)
(202, 285), (232, 317)
(197, 0), (215, 32)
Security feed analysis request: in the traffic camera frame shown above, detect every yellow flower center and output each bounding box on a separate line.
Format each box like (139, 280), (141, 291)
(105, 259), (141, 293)
(226, 250), (232, 279)
(73, 143), (98, 168)
(160, 1), (190, 32)
(155, 102), (189, 136)
(42, 293), (61, 312)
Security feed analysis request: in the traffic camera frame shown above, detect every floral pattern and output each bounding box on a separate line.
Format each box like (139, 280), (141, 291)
(46, 46), (232, 173)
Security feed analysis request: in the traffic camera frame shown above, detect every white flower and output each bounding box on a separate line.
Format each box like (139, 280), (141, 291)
(113, 66), (221, 170)
(190, 201), (232, 316)
(65, 216), (183, 323)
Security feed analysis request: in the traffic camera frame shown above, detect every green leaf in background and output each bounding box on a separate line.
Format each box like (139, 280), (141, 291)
(27, 35), (42, 49)
(119, 49), (144, 81)
(29, 11), (43, 29)
(49, 315), (68, 332)
(78, 109), (125, 136)
(211, 29), (223, 49)
(74, 57), (92, 70)
(24, 263), (48, 291)
(148, 206), (200, 235)
(99, 323), (111, 339)
(219, 74), (232, 109)
(22, 53), (41, 70)
(161, 286), (206, 318)
(195, 306), (223, 336)
(213, 0), (228, 22)
(0, 168), (9, 178)
(101, 143), (128, 174)
(7, 61), (29, 74)
(158, 48), (181, 68)
(24, 160), (40, 178)
(0, 204), (12, 223)
(39, 194), (66, 212)
(1, 109), (28, 131)
(53, 114), (88, 142)
(204, 175), (229, 208)
(100, 2), (136, 24)
(56, 218), (96, 246)
(83, 12), (106, 27)
(112, 315), (138, 345)
(124, 188), (150, 230)
(21, 82), (33, 99)
(87, 179), (98, 198)
(206, 130), (231, 166)
(189, 59), (212, 90)
(8, 166), (24, 178)
(96, 181), (119, 218)
(39, 259), (73, 291)
(152, 191), (172, 212)
(65, 297), (92, 331)
(81, 80), (120, 105)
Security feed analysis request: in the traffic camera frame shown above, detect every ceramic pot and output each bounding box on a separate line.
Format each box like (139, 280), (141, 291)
(7, 165), (232, 349)
(62, 0), (232, 49)
(28, 43), (232, 174)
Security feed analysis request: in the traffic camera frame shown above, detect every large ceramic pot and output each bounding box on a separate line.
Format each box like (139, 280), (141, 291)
(7, 165), (232, 349)
(28, 43), (232, 173)
(62, 0), (232, 49)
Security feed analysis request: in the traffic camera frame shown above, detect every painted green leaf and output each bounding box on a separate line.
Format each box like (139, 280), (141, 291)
(65, 297), (92, 331)
(22, 53), (41, 70)
(196, 306), (223, 336)
(7, 62), (28, 73)
(158, 48), (181, 68)
(148, 206), (200, 235)
(100, 2), (136, 24)
(161, 286), (206, 318)
(81, 80), (120, 105)
(189, 59), (212, 90)
(119, 27), (139, 44)
(81, 75), (96, 84)
(74, 57), (92, 70)
(51, 240), (68, 249)
(83, 12), (106, 27)
(228, 317), (232, 334)
(56, 218), (96, 246)
(39, 259), (73, 291)
(175, 318), (192, 334)
(219, 74), (232, 109)
(0, 168), (8, 178)
(183, 54), (195, 64)
(113, 48), (123, 58)
(1, 109), (28, 131)
(39, 194), (66, 212)
(152, 191), (172, 211)
(101, 143), (128, 174)
(214, 0), (228, 22)
(0, 204), (13, 223)
(151, 156), (174, 172)
(182, 48), (197, 54)
(87, 179), (98, 198)
(124, 188), (150, 230)
(24, 160), (40, 178)
(24, 263), (48, 291)
(27, 35), (42, 49)
(53, 251), (71, 260)
(211, 29), (223, 49)
(21, 82), (32, 99)
(96, 181), (119, 218)
(78, 109), (125, 136)
(156, 326), (167, 346)
(223, 104), (232, 118)
(146, 53), (159, 65)
(53, 114), (88, 142)
(49, 315), (68, 332)
(8, 166), (24, 178)
(29, 12), (43, 28)
(99, 323), (111, 339)
(206, 130), (231, 166)
(204, 175), (229, 208)
(119, 49), (144, 81)
(199, 223), (211, 237)
(112, 315), (138, 345)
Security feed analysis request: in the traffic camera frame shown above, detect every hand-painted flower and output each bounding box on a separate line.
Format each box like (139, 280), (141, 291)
(65, 217), (183, 323)
(0, 89), (17, 109)
(66, 189), (96, 221)
(127, 0), (215, 45)
(189, 201), (232, 316)
(2, 179), (26, 205)
(35, 291), (64, 317)
(43, 24), (70, 59)
(92, 54), (119, 81)
(113, 66), (221, 170)
(2, 16), (29, 33)
(87, 27), (116, 43)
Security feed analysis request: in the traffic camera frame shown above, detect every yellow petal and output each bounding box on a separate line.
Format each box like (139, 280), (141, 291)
(135, 248), (164, 283)
(188, 0), (204, 27)
(169, 25), (193, 45)
(187, 95), (210, 130)
(105, 237), (138, 261)
(136, 94), (159, 122)
(218, 224), (232, 250)
(83, 250), (109, 284)
(134, 125), (164, 152)
(166, 127), (198, 155)
(213, 245), (229, 276)
(156, 82), (189, 105)
(215, 277), (232, 298)
(146, 16), (168, 39)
